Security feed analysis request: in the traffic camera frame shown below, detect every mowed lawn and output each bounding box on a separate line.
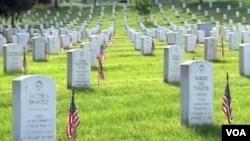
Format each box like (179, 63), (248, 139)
(1, 1), (250, 141)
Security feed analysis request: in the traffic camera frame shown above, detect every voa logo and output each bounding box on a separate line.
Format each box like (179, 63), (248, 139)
(226, 129), (246, 136)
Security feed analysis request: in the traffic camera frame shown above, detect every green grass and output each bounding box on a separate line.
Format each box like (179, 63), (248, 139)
(1, 1), (250, 141)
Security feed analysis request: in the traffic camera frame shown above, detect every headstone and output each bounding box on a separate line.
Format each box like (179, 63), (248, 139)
(0, 35), (7, 55)
(67, 48), (91, 89)
(141, 36), (153, 55)
(181, 60), (213, 126)
(228, 33), (238, 50)
(81, 42), (96, 67)
(185, 34), (196, 53)
(227, 5), (231, 11)
(197, 30), (205, 43)
(242, 17), (246, 23)
(204, 11), (208, 17)
(17, 33), (30, 52)
(216, 8), (220, 13)
(239, 1), (243, 8)
(89, 35), (101, 58)
(241, 31), (248, 43)
(197, 23), (213, 37)
(46, 36), (60, 55)
(229, 19), (233, 25)
(197, 5), (201, 11)
(210, 17), (214, 23)
(134, 32), (141, 50)
(236, 11), (240, 17)
(248, 8), (250, 14)
(186, 8), (190, 14)
(3, 43), (23, 73)
(60, 35), (70, 48)
(32, 36), (47, 61)
(204, 37), (217, 61)
(166, 32), (175, 45)
(191, 14), (196, 21)
(223, 14), (227, 20)
(163, 45), (183, 83)
(239, 43), (250, 77)
(209, 2), (213, 8)
(13, 75), (56, 141)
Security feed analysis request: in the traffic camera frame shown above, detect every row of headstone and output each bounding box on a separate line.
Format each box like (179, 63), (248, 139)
(67, 14), (116, 89)
(10, 62), (216, 139)
(1, 2), (117, 74)
(125, 24), (154, 55)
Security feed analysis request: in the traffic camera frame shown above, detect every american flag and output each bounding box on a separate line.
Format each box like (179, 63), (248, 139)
(151, 40), (155, 53)
(99, 43), (105, 64)
(69, 37), (73, 48)
(195, 35), (199, 50)
(23, 46), (27, 74)
(222, 72), (233, 124)
(45, 42), (49, 59)
(221, 36), (224, 58)
(67, 89), (80, 138)
(98, 57), (105, 81)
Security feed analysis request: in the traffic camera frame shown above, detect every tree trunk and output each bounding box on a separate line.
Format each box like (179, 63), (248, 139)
(55, 0), (58, 8)
(11, 11), (15, 26)
(94, 0), (96, 8)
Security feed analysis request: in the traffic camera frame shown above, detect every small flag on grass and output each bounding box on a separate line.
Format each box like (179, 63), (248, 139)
(222, 72), (233, 124)
(67, 89), (80, 139)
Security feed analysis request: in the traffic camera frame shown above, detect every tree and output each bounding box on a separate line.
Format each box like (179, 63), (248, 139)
(135, 0), (152, 21)
(54, 0), (58, 8)
(199, 0), (203, 3)
(94, 0), (96, 8)
(0, 0), (36, 26)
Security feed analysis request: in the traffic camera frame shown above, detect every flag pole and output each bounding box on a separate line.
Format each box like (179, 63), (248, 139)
(226, 72), (231, 125)
(67, 88), (75, 141)
(71, 88), (77, 141)
(226, 72), (229, 85)
(221, 35), (225, 61)
(98, 69), (100, 88)
(23, 46), (27, 75)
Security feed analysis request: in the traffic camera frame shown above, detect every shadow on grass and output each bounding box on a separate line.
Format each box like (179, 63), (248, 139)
(119, 53), (142, 57)
(70, 87), (97, 93)
(188, 124), (221, 140)
(211, 59), (228, 64)
(142, 54), (156, 57)
(2, 72), (24, 76)
(163, 80), (180, 87)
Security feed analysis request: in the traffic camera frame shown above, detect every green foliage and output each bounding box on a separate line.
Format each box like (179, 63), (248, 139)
(0, 0), (36, 26)
(135, 0), (152, 19)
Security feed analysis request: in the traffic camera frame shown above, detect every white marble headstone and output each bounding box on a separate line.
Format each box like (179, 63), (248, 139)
(81, 42), (96, 67)
(141, 36), (153, 55)
(3, 43), (23, 73)
(239, 43), (250, 77)
(32, 36), (47, 61)
(13, 75), (56, 141)
(204, 37), (217, 61)
(67, 48), (91, 89)
(46, 36), (60, 55)
(0, 35), (7, 55)
(181, 60), (213, 126)
(229, 33), (239, 50)
(164, 45), (184, 83)
(185, 34), (196, 53)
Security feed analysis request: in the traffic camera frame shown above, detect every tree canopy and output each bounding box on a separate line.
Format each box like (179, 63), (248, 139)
(135, 0), (152, 21)
(0, 0), (36, 26)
